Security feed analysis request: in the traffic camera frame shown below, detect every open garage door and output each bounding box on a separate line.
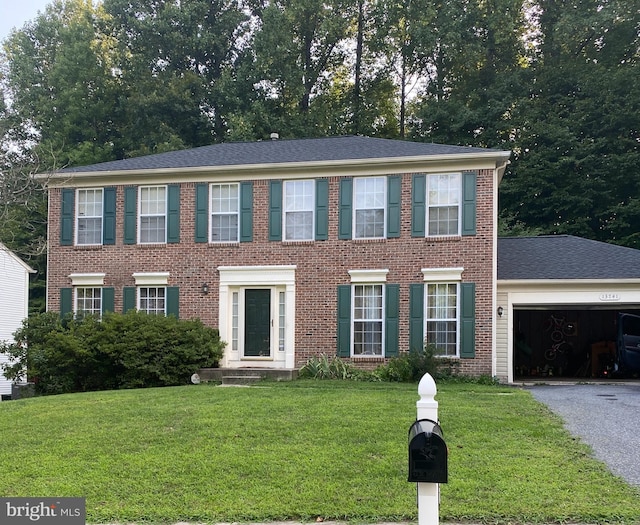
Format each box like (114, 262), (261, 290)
(513, 307), (640, 380)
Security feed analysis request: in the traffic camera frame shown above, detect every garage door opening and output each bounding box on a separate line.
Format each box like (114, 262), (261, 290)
(513, 308), (640, 380)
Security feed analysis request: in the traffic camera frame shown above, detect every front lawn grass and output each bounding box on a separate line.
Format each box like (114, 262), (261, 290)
(0, 380), (638, 524)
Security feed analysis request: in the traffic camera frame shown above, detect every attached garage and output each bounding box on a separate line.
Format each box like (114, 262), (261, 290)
(496, 236), (640, 383)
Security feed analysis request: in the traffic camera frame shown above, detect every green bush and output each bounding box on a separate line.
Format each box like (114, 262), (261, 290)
(298, 354), (377, 380)
(375, 345), (461, 382)
(0, 311), (225, 395)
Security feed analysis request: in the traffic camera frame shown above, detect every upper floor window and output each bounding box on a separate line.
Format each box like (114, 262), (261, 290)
(427, 173), (461, 236)
(211, 183), (239, 242)
(284, 180), (314, 241)
(354, 177), (386, 239)
(412, 172), (477, 238)
(139, 186), (167, 243)
(76, 189), (103, 245)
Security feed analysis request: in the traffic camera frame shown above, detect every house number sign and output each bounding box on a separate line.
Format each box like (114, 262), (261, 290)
(599, 293), (620, 301)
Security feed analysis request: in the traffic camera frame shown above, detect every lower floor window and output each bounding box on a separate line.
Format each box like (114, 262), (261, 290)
(139, 286), (166, 314)
(353, 284), (383, 356)
(76, 287), (102, 316)
(426, 282), (458, 356)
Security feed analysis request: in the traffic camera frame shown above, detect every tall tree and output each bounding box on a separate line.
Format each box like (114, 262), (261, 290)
(2, 0), (121, 168)
(408, 0), (527, 148)
(499, 0), (640, 246)
(103, 0), (252, 144)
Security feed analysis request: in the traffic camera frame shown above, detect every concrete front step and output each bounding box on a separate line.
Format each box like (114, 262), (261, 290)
(221, 375), (263, 386)
(198, 367), (298, 383)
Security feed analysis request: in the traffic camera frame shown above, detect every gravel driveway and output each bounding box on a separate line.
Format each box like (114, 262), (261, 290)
(527, 382), (640, 486)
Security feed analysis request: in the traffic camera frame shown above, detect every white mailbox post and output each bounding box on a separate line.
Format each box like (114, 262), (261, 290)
(415, 372), (441, 525)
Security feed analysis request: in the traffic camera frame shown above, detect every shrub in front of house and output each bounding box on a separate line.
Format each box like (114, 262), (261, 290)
(0, 311), (224, 395)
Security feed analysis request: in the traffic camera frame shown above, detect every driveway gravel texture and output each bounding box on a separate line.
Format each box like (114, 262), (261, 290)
(527, 382), (640, 486)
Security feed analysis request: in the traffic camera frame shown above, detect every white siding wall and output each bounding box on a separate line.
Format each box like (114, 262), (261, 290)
(0, 247), (31, 396)
(495, 291), (509, 382)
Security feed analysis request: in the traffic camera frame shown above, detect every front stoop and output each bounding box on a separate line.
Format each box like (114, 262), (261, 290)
(198, 367), (299, 384)
(221, 375), (263, 386)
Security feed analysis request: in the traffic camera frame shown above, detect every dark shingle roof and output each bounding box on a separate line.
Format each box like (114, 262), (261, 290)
(498, 235), (640, 280)
(60, 135), (505, 173)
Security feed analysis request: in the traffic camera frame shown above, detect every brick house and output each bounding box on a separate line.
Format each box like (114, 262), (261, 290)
(44, 136), (511, 377)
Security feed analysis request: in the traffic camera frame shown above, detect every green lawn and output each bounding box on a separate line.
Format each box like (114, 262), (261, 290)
(0, 380), (639, 524)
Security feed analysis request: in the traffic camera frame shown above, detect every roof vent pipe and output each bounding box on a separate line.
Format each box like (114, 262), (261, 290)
(270, 133), (279, 140)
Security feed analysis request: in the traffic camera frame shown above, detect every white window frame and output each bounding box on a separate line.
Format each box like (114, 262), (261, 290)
(76, 188), (103, 245)
(353, 176), (386, 239)
(133, 272), (170, 315)
(75, 287), (103, 316)
(69, 273), (106, 317)
(349, 269), (388, 357)
(210, 183), (240, 243)
(423, 268), (463, 357)
(426, 173), (462, 237)
(139, 185), (167, 244)
(283, 180), (315, 241)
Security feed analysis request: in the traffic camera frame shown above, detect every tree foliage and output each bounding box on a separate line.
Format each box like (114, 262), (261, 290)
(0, 0), (638, 257)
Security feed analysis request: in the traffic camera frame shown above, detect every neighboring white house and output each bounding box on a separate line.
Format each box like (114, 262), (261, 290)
(0, 242), (35, 398)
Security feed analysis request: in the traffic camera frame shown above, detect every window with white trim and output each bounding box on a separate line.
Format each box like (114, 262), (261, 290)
(76, 189), (103, 245)
(427, 173), (461, 236)
(425, 282), (459, 357)
(139, 186), (167, 243)
(354, 177), (386, 239)
(353, 284), (384, 356)
(211, 183), (239, 242)
(139, 287), (166, 314)
(75, 287), (102, 316)
(284, 180), (314, 240)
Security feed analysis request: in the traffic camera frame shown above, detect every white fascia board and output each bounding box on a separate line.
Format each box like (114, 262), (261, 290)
(0, 242), (36, 274)
(42, 151), (512, 188)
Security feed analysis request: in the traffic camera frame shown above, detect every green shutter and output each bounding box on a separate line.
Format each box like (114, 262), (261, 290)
(387, 176), (401, 238)
(460, 282), (476, 358)
(269, 180), (282, 241)
(195, 183), (209, 243)
(338, 178), (352, 239)
(60, 288), (73, 317)
(102, 287), (115, 313)
(166, 287), (179, 318)
(61, 189), (74, 245)
(240, 181), (253, 242)
(103, 187), (116, 245)
(385, 284), (400, 357)
(315, 179), (328, 241)
(337, 285), (351, 357)
(412, 174), (426, 237)
(124, 187), (137, 244)
(409, 283), (425, 352)
(462, 172), (477, 236)
(167, 184), (180, 243)
(123, 287), (136, 312)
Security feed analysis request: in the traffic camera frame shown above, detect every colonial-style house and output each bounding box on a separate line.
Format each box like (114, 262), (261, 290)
(0, 243), (35, 398)
(44, 136), (510, 378)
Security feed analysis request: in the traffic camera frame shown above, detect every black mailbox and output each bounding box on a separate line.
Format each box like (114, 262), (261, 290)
(408, 419), (448, 483)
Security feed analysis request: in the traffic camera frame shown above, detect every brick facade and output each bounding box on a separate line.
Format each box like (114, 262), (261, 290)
(46, 138), (508, 376)
(47, 138), (508, 375)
